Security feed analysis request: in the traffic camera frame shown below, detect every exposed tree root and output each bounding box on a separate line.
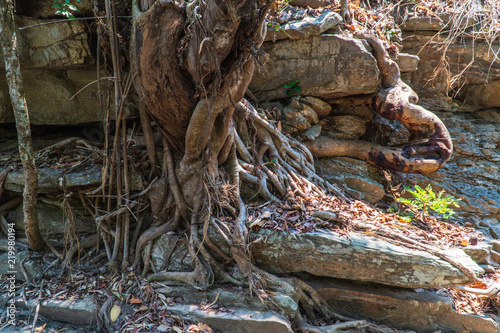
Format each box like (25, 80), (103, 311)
(305, 34), (453, 175)
(299, 320), (395, 333)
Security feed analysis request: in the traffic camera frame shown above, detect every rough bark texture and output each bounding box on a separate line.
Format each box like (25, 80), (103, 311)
(0, 0), (45, 251)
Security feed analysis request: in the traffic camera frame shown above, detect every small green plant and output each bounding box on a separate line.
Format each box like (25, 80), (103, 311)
(284, 80), (302, 96)
(53, 0), (81, 19)
(396, 184), (461, 222)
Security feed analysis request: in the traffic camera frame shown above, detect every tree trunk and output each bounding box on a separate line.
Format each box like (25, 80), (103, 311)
(0, 0), (45, 251)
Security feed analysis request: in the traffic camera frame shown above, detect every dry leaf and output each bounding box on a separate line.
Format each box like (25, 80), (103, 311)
(469, 281), (488, 289)
(129, 297), (142, 304)
(110, 304), (121, 322)
(35, 323), (47, 332)
(173, 327), (183, 333)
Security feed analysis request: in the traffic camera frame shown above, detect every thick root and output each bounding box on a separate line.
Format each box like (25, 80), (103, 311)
(305, 34), (452, 175)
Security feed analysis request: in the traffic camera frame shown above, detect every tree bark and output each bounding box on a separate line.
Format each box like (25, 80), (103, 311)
(0, 0), (45, 251)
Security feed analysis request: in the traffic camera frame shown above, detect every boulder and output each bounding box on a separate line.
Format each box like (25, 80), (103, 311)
(155, 286), (298, 316)
(301, 124), (322, 141)
(328, 115), (368, 139)
(395, 53), (420, 73)
(0, 68), (125, 125)
(463, 80), (500, 109)
(300, 96), (332, 118)
(281, 107), (311, 133)
(250, 35), (380, 100)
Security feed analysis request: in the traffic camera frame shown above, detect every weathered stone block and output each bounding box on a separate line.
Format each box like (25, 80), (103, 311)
(250, 35), (380, 100)
(249, 229), (483, 288)
(310, 278), (499, 333)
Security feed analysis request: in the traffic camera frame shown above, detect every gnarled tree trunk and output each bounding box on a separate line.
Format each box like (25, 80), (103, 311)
(129, 0), (453, 328)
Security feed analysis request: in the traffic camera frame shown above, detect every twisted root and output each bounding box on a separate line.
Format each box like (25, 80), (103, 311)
(306, 34), (452, 175)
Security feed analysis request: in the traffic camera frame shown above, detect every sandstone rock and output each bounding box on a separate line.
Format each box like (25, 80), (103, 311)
(316, 107), (500, 233)
(310, 278), (499, 333)
(265, 11), (342, 42)
(0, 16), (91, 70)
(474, 109), (500, 123)
(7, 201), (95, 237)
(400, 111), (500, 232)
(301, 124), (322, 141)
(20, 295), (97, 326)
(400, 16), (445, 31)
(328, 115), (368, 139)
(155, 286), (298, 316)
(151, 228), (483, 289)
(462, 242), (493, 265)
(289, 0), (331, 9)
(3, 164), (144, 194)
(490, 250), (500, 264)
(463, 80), (500, 109)
(151, 233), (193, 272)
(281, 107), (311, 133)
(343, 176), (385, 204)
(166, 304), (293, 333)
(249, 229), (483, 288)
(287, 98), (318, 124)
(402, 32), (500, 105)
(300, 96), (332, 118)
(0, 250), (44, 282)
(0, 237), (29, 252)
(15, 0), (93, 19)
(0, 68), (123, 124)
(250, 35), (380, 100)
(396, 53), (420, 73)
(301, 104), (319, 124)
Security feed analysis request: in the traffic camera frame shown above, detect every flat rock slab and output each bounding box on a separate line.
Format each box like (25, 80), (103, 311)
(155, 286), (298, 317)
(165, 304), (292, 333)
(249, 229), (483, 288)
(17, 295), (96, 326)
(250, 35), (380, 100)
(3, 164), (143, 194)
(309, 278), (499, 333)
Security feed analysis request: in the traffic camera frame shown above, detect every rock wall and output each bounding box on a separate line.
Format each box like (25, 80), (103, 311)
(400, 16), (500, 111)
(250, 12), (500, 236)
(0, 15), (122, 124)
